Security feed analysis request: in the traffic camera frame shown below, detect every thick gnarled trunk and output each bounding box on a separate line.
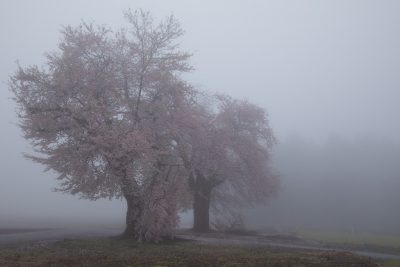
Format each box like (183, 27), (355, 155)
(122, 193), (143, 238)
(120, 171), (143, 239)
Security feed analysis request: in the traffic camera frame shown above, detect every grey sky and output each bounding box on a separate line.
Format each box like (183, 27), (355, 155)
(1, 0), (399, 227)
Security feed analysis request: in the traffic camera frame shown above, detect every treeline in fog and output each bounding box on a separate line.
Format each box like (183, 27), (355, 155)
(247, 134), (400, 234)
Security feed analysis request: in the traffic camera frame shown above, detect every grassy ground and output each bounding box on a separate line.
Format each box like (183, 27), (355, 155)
(0, 237), (380, 267)
(298, 229), (400, 254)
(298, 229), (400, 247)
(297, 229), (400, 266)
(384, 259), (400, 267)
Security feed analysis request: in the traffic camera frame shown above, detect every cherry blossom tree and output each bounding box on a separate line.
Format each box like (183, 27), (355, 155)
(10, 9), (279, 239)
(177, 95), (279, 232)
(10, 10), (193, 241)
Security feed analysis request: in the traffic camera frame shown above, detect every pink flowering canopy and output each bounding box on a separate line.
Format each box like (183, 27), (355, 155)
(10, 10), (278, 240)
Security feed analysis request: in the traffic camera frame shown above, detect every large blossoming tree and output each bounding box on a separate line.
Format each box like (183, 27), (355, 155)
(11, 10), (193, 241)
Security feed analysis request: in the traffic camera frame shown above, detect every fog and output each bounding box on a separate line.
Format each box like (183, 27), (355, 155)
(1, 0), (399, 234)
(247, 134), (400, 234)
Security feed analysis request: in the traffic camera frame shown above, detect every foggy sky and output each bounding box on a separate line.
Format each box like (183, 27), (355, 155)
(1, 1), (400, 229)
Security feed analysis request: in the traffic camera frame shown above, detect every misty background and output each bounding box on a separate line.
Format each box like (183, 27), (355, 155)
(1, 1), (399, 233)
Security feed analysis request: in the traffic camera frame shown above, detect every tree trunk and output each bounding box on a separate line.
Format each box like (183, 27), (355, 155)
(120, 172), (143, 239)
(192, 184), (212, 232)
(122, 194), (143, 238)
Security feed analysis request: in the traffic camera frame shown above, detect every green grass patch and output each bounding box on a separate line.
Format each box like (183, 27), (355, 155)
(0, 237), (379, 266)
(298, 229), (400, 254)
(382, 259), (400, 267)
